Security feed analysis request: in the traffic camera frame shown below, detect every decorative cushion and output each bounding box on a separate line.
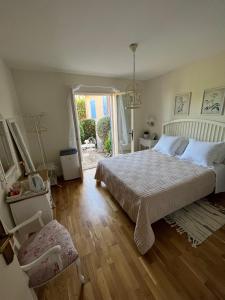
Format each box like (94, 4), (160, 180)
(18, 220), (78, 288)
(180, 139), (225, 167)
(153, 135), (186, 156)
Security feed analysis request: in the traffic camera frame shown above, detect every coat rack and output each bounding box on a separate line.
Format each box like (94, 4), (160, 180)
(24, 113), (48, 168)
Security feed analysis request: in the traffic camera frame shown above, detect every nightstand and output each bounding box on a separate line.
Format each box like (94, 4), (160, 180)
(139, 138), (158, 150)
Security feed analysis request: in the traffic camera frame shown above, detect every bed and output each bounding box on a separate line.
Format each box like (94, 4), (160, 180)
(95, 119), (225, 254)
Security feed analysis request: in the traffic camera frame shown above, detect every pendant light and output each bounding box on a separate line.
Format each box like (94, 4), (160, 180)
(125, 43), (141, 109)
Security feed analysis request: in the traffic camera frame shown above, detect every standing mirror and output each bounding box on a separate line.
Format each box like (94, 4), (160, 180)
(0, 118), (16, 179)
(7, 119), (35, 174)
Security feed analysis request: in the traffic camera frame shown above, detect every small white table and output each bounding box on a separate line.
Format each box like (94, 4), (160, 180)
(139, 138), (158, 150)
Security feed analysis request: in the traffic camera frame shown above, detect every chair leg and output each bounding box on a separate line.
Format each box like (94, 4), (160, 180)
(75, 258), (86, 300)
(75, 258), (86, 284)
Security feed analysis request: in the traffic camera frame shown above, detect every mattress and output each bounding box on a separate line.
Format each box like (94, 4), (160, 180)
(95, 150), (215, 254)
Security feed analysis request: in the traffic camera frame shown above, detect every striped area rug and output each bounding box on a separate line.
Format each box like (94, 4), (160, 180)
(164, 199), (225, 247)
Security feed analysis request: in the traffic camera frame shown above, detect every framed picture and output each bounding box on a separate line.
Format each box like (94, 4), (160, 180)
(174, 92), (191, 115)
(201, 87), (225, 115)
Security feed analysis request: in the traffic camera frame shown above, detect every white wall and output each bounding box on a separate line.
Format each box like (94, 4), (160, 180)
(0, 59), (22, 228)
(12, 70), (144, 170)
(0, 59), (35, 300)
(12, 51), (225, 165)
(142, 51), (225, 136)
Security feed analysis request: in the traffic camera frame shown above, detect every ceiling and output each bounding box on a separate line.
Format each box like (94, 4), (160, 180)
(0, 0), (225, 80)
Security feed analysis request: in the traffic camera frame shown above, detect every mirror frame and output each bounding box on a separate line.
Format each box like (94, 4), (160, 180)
(7, 118), (35, 174)
(0, 117), (17, 181)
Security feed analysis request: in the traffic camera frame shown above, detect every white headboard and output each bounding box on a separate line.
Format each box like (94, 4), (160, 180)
(163, 119), (225, 142)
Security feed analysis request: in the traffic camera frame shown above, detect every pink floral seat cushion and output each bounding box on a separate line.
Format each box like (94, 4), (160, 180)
(18, 220), (78, 288)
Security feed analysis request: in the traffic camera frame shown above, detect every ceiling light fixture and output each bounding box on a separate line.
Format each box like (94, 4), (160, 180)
(125, 43), (141, 109)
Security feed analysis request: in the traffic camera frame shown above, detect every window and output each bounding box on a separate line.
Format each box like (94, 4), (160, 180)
(90, 99), (96, 119)
(102, 96), (108, 116)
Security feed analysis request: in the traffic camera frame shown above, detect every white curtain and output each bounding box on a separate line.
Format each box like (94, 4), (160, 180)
(67, 91), (77, 149)
(66, 89), (83, 179)
(117, 95), (129, 146)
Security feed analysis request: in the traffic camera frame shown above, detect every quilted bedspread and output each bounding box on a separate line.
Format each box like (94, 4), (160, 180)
(95, 150), (215, 254)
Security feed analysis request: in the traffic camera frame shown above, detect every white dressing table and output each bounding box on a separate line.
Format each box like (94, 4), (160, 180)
(7, 170), (53, 236)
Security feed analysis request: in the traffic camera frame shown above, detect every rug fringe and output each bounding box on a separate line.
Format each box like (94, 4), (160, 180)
(164, 199), (225, 247)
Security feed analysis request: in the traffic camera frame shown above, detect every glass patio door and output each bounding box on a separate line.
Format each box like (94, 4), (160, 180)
(113, 94), (134, 155)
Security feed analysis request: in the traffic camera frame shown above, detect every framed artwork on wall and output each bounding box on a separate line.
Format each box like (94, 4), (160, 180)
(201, 87), (225, 115)
(174, 92), (191, 115)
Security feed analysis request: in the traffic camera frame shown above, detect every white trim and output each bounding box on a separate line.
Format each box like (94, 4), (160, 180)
(21, 245), (63, 272)
(72, 84), (119, 94)
(111, 94), (118, 155)
(70, 90), (83, 179)
(74, 91), (115, 96)
(163, 118), (225, 142)
(131, 108), (134, 152)
(163, 118), (225, 127)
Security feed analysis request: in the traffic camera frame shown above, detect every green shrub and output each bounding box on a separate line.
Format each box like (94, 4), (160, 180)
(104, 132), (112, 153)
(80, 119), (96, 142)
(97, 116), (111, 143)
(76, 97), (86, 121)
(79, 123), (85, 144)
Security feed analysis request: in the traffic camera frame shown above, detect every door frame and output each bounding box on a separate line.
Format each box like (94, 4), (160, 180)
(70, 90), (84, 179)
(73, 91), (115, 170)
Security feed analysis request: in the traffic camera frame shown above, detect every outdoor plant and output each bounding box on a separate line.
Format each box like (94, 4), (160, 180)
(79, 123), (85, 143)
(76, 97), (86, 120)
(80, 118), (96, 143)
(97, 116), (111, 144)
(104, 131), (112, 153)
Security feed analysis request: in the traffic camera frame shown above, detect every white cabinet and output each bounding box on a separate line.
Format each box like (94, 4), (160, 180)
(8, 181), (53, 236)
(60, 149), (80, 180)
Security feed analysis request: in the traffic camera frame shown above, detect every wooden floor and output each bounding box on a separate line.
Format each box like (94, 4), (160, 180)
(37, 169), (225, 300)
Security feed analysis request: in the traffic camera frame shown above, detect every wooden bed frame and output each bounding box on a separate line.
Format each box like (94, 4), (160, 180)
(163, 118), (225, 142)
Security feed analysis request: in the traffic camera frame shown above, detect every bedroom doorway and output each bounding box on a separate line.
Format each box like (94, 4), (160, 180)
(74, 94), (113, 170)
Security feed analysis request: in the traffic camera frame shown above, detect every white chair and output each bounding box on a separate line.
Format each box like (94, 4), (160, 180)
(6, 211), (85, 291)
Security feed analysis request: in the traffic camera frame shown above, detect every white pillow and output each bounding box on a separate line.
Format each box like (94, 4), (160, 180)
(153, 135), (186, 156)
(180, 139), (225, 167)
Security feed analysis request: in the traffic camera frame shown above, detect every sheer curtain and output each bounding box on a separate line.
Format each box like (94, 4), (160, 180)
(67, 91), (77, 149)
(117, 95), (129, 147)
(66, 89), (83, 179)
